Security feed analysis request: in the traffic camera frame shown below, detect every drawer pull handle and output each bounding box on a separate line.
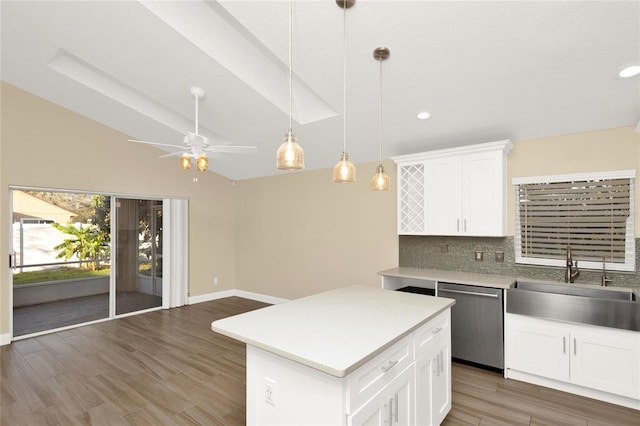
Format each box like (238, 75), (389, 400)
(431, 327), (443, 335)
(381, 360), (399, 373)
(394, 393), (399, 422)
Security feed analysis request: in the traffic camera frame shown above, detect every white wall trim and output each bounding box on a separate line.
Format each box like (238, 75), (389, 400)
(506, 369), (639, 410)
(1, 333), (11, 346)
(188, 289), (289, 306)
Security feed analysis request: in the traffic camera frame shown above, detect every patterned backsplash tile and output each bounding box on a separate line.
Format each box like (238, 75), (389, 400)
(399, 236), (640, 289)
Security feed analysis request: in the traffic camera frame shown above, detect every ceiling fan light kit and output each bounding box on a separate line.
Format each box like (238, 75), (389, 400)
(128, 85), (256, 174)
(196, 156), (209, 172)
(371, 46), (390, 191)
(333, 0), (356, 183)
(276, 0), (304, 171)
(180, 154), (191, 170)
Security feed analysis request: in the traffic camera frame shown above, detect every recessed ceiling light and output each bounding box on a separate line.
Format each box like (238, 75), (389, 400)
(417, 111), (431, 120)
(619, 65), (640, 78)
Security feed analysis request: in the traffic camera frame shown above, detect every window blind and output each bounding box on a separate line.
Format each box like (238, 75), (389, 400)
(514, 172), (635, 271)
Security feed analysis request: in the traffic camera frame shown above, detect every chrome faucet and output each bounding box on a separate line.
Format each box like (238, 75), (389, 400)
(601, 257), (612, 287)
(564, 245), (579, 283)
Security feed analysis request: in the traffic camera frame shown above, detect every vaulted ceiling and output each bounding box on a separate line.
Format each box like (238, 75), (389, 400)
(2, 1), (639, 180)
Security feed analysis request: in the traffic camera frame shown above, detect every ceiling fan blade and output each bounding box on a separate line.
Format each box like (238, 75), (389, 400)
(206, 145), (258, 154)
(129, 139), (185, 149)
(210, 152), (233, 161)
(158, 151), (187, 159)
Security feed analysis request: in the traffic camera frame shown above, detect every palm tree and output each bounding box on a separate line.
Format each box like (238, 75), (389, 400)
(51, 223), (110, 270)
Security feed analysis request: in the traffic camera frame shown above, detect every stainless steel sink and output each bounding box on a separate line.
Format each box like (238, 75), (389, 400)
(508, 280), (640, 331)
(514, 280), (636, 301)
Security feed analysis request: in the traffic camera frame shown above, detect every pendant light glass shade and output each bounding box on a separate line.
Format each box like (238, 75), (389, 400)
(196, 156), (208, 172)
(333, 0), (356, 183)
(276, 0), (304, 171)
(277, 131), (304, 170)
(180, 155), (191, 170)
(371, 46), (390, 191)
(333, 152), (356, 183)
(371, 163), (390, 191)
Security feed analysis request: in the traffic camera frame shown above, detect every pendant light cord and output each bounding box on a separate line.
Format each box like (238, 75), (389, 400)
(288, 0), (293, 133)
(378, 57), (383, 163)
(342, 2), (347, 154)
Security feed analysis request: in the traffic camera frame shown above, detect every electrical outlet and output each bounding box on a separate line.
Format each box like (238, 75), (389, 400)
(495, 251), (505, 263)
(475, 251), (483, 261)
(213, 276), (219, 285)
(265, 378), (276, 405)
(440, 243), (448, 253)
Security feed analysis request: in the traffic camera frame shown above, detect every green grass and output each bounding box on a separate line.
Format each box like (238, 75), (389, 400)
(13, 267), (110, 286)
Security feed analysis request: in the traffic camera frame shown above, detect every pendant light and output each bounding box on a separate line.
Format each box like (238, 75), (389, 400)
(333, 0), (356, 183)
(371, 47), (390, 191)
(276, 0), (304, 170)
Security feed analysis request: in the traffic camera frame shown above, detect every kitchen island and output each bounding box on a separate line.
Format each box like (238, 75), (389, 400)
(212, 285), (455, 425)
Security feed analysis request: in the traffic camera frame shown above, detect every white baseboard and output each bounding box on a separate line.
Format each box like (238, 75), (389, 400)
(1, 333), (11, 346)
(188, 289), (288, 306)
(506, 368), (640, 410)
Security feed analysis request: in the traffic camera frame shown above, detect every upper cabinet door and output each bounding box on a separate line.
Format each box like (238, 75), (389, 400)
(424, 155), (462, 235)
(462, 149), (506, 236)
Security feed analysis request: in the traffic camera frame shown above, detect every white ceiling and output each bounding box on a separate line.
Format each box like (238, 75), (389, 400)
(2, 0), (639, 181)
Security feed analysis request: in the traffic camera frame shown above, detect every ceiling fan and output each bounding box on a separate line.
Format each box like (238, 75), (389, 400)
(129, 87), (257, 172)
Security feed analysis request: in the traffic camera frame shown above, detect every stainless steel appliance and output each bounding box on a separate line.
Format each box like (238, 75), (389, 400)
(437, 282), (504, 370)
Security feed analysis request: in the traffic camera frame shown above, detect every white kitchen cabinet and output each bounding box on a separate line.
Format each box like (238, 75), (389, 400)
(571, 327), (640, 399)
(232, 304), (453, 426)
(393, 140), (512, 236)
(416, 341), (451, 426)
(505, 314), (640, 404)
(349, 364), (414, 426)
(505, 314), (570, 382)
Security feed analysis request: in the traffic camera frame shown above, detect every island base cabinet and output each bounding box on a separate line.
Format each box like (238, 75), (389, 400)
(246, 346), (344, 426)
(416, 343), (451, 426)
(348, 365), (414, 426)
(244, 309), (453, 425)
(505, 314), (640, 409)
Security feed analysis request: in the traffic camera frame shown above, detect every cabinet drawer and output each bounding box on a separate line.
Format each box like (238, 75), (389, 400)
(415, 310), (450, 359)
(347, 333), (414, 413)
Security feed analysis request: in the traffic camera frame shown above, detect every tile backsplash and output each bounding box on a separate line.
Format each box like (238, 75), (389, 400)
(399, 236), (640, 289)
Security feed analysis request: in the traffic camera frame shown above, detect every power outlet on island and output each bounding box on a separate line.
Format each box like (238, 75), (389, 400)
(265, 378), (276, 406)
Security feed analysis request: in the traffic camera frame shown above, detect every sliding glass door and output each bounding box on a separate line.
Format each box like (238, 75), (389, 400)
(114, 198), (163, 315)
(11, 190), (111, 336)
(10, 188), (188, 340)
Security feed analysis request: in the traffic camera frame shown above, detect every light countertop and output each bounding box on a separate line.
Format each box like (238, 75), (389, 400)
(379, 267), (516, 289)
(211, 285), (455, 378)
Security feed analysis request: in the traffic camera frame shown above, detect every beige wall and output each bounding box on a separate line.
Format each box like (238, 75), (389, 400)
(2, 81), (638, 339)
(507, 127), (640, 237)
(0, 83), (238, 336)
(234, 160), (399, 300)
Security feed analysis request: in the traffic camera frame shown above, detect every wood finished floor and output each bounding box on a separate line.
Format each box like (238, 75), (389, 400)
(2, 297), (639, 425)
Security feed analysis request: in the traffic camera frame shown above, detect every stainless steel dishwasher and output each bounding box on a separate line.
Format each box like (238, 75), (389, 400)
(437, 282), (504, 370)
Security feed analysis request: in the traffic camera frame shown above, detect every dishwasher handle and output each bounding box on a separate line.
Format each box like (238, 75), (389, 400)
(438, 288), (500, 298)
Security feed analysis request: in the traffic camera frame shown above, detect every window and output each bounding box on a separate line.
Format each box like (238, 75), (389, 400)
(513, 170), (635, 272)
